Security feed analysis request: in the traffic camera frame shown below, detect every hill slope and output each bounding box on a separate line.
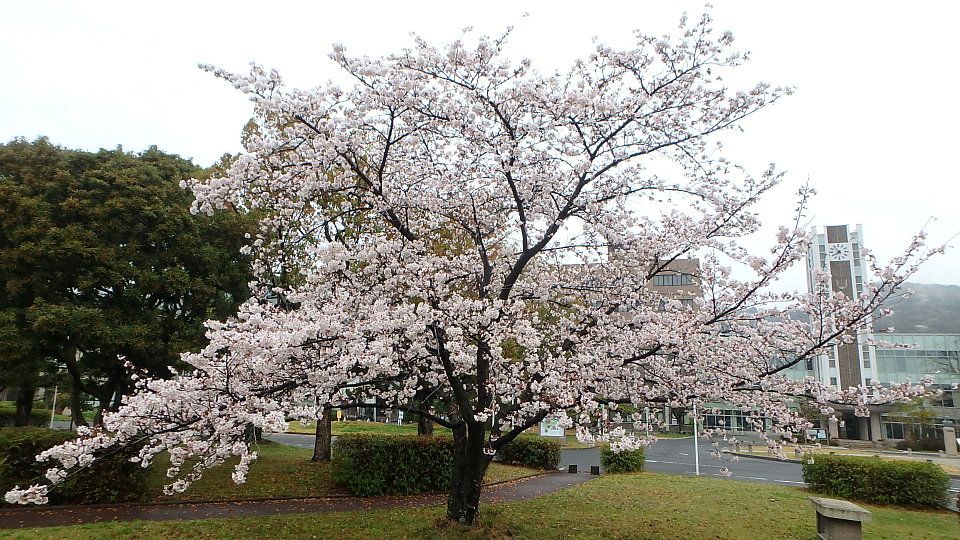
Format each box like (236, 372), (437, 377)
(880, 282), (960, 333)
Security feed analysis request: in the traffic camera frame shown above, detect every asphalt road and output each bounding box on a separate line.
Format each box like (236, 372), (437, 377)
(268, 432), (960, 509)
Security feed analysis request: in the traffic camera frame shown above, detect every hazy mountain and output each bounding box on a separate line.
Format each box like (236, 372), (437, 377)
(880, 283), (960, 333)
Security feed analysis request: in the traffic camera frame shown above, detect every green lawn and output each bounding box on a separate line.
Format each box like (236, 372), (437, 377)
(4, 473), (954, 539)
(142, 440), (539, 503)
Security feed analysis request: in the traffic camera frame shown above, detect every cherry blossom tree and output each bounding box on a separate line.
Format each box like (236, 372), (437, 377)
(6, 12), (941, 524)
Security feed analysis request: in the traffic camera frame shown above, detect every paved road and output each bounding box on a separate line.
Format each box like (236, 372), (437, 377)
(270, 432), (960, 509)
(563, 437), (809, 487)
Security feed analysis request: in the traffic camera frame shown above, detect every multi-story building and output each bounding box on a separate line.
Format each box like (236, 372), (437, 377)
(804, 224), (960, 442)
(874, 333), (959, 441)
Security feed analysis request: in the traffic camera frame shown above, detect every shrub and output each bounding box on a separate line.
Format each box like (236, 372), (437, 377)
(802, 454), (947, 508)
(332, 434), (454, 496)
(0, 404), (49, 427)
(497, 436), (561, 470)
(894, 437), (950, 452)
(0, 427), (147, 505)
(600, 445), (645, 473)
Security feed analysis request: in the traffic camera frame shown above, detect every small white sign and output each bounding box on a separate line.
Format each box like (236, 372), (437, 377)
(398, 411), (404, 426)
(539, 416), (564, 437)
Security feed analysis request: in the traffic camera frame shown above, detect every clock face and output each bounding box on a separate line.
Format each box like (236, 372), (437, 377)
(826, 243), (851, 261)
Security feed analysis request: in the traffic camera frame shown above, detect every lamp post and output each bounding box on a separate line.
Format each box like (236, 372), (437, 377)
(48, 385), (58, 429)
(692, 398), (700, 476)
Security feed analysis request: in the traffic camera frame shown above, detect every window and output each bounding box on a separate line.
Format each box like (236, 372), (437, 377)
(861, 344), (870, 359)
(865, 378), (872, 386)
(805, 358), (814, 371)
(828, 358), (836, 368)
(652, 273), (693, 287)
(830, 377), (838, 386)
(863, 360), (871, 369)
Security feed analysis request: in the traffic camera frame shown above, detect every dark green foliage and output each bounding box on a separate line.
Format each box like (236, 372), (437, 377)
(802, 454), (948, 508)
(0, 427), (146, 504)
(895, 438), (949, 452)
(332, 434), (455, 496)
(0, 138), (254, 420)
(600, 445), (646, 473)
(497, 436), (561, 470)
(0, 404), (48, 427)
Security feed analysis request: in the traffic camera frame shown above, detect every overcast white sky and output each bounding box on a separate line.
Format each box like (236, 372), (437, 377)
(3, 1), (959, 288)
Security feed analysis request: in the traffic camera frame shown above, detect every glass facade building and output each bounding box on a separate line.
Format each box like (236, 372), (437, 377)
(875, 334), (960, 385)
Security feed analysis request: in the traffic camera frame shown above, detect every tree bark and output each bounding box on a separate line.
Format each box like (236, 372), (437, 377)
(61, 349), (88, 427)
(14, 386), (35, 427)
(312, 409), (332, 461)
(445, 423), (492, 524)
(68, 378), (88, 427)
(418, 413), (434, 436)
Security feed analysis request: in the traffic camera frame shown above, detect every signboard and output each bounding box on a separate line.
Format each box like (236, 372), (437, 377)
(539, 416), (565, 437)
(805, 428), (828, 442)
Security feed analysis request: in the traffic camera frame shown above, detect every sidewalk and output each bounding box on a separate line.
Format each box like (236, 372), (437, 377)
(0, 472), (594, 530)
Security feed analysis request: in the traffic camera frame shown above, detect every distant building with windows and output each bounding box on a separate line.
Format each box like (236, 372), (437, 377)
(647, 258), (700, 304)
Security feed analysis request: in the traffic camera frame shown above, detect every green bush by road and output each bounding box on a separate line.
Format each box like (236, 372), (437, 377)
(802, 454), (948, 508)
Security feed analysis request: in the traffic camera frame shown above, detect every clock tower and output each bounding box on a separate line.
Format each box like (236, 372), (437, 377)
(806, 224), (878, 395)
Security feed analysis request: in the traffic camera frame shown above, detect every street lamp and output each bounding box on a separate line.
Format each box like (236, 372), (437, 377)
(692, 397), (700, 476)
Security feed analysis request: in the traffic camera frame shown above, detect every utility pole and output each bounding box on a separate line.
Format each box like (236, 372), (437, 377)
(48, 385), (58, 429)
(692, 398), (700, 476)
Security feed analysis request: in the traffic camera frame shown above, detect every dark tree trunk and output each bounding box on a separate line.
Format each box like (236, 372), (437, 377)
(418, 413), (434, 436)
(14, 386), (35, 427)
(244, 424), (263, 443)
(445, 423), (492, 524)
(312, 409), (332, 462)
(93, 370), (123, 426)
(93, 395), (110, 426)
(62, 349), (88, 428)
(68, 382), (88, 427)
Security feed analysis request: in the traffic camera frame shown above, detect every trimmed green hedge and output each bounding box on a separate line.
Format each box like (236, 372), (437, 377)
(0, 427), (147, 505)
(802, 454), (948, 508)
(498, 435), (561, 470)
(0, 405), (49, 427)
(332, 434), (454, 496)
(600, 445), (645, 473)
(894, 438), (950, 452)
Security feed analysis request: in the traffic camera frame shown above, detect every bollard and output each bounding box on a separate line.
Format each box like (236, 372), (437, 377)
(568, 464), (578, 473)
(590, 465), (601, 475)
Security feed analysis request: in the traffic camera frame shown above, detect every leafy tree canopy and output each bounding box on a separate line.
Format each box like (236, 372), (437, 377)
(0, 138), (253, 421)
